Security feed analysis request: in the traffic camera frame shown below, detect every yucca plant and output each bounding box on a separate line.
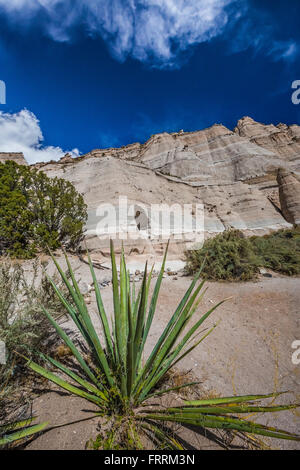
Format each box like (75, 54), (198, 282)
(22, 241), (300, 449)
(0, 417), (48, 448)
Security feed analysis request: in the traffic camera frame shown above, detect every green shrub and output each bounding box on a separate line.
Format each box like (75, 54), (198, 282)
(22, 242), (300, 449)
(185, 230), (260, 281)
(185, 228), (300, 281)
(0, 161), (87, 258)
(251, 227), (300, 275)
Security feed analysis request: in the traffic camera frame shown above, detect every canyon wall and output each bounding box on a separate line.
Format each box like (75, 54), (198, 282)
(35, 117), (300, 257)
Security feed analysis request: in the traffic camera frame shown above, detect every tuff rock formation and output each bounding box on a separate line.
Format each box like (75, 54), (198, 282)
(0, 152), (28, 165)
(234, 117), (300, 172)
(277, 169), (300, 225)
(33, 117), (300, 257)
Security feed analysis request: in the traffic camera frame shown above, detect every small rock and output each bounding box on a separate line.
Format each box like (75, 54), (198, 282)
(135, 270), (141, 276)
(259, 268), (272, 278)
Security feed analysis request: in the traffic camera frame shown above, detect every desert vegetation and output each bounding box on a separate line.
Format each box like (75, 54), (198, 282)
(185, 228), (300, 281)
(0, 161), (87, 258)
(0, 257), (73, 447)
(2, 242), (297, 450)
(0, 258), (70, 391)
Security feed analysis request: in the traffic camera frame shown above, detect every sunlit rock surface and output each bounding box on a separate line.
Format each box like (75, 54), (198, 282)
(32, 117), (300, 256)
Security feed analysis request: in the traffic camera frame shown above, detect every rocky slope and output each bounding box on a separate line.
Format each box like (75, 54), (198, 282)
(5, 117), (300, 257)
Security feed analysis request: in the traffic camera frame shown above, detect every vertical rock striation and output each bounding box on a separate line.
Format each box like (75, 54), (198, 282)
(277, 169), (300, 225)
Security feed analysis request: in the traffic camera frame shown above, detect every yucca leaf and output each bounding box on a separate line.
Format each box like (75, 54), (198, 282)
(26, 358), (104, 406)
(133, 263), (148, 361)
(0, 421), (49, 447)
(62, 254), (116, 389)
(45, 273), (91, 345)
(183, 392), (287, 406)
(118, 248), (129, 397)
(141, 413), (300, 441)
(63, 249), (87, 306)
(110, 240), (121, 364)
(142, 256), (164, 347)
(41, 306), (100, 386)
(146, 382), (201, 400)
(169, 324), (218, 372)
(48, 254), (109, 368)
(139, 266), (204, 379)
(87, 249), (114, 361)
(138, 284), (217, 400)
(40, 353), (108, 401)
(139, 325), (218, 403)
(126, 294), (135, 397)
(146, 403), (299, 415)
(163, 300), (226, 370)
(0, 417), (36, 433)
(120, 248), (129, 358)
(133, 277), (206, 396)
(131, 277), (136, 311)
(141, 421), (184, 450)
(49, 250), (84, 312)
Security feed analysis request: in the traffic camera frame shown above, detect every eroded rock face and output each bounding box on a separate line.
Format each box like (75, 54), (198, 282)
(136, 124), (288, 184)
(0, 152), (27, 165)
(234, 117), (300, 172)
(277, 169), (300, 225)
(34, 117), (300, 256)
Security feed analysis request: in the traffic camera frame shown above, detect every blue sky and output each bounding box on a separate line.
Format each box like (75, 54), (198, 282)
(0, 0), (299, 163)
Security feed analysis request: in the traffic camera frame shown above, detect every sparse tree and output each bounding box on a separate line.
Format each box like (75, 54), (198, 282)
(0, 161), (87, 257)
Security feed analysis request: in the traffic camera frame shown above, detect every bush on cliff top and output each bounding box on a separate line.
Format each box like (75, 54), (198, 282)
(0, 161), (87, 258)
(185, 227), (300, 281)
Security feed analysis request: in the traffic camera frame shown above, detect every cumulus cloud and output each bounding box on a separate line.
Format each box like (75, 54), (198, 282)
(0, 0), (237, 67)
(0, 109), (79, 164)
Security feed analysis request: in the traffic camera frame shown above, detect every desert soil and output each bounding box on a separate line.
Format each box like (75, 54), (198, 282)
(21, 257), (300, 450)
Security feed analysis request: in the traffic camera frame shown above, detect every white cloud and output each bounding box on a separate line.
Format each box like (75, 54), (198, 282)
(0, 109), (79, 164)
(225, 8), (300, 63)
(1, 1), (297, 67)
(269, 41), (299, 62)
(0, 0), (237, 67)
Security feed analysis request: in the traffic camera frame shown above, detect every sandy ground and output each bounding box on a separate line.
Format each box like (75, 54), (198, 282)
(16, 256), (300, 450)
